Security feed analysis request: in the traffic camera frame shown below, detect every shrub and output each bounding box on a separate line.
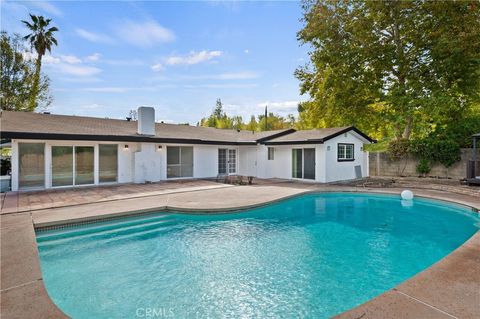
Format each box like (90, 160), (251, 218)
(387, 139), (410, 161)
(416, 158), (431, 176)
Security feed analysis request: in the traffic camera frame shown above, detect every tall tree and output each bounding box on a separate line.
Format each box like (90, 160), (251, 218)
(296, 0), (480, 140)
(0, 32), (52, 111)
(22, 14), (58, 110)
(245, 115), (258, 131)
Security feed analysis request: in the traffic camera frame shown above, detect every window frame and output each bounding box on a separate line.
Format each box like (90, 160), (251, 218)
(267, 147), (275, 160)
(337, 143), (355, 162)
(166, 146), (194, 178)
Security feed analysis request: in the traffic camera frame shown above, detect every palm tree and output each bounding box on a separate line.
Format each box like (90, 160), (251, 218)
(22, 14), (58, 111)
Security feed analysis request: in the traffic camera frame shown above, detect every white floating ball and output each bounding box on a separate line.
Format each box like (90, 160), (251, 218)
(401, 190), (414, 200)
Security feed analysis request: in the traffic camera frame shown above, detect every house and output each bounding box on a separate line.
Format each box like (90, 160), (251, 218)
(0, 107), (374, 191)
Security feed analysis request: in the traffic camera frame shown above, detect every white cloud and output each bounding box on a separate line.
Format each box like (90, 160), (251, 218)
(60, 55), (82, 64)
(116, 20), (175, 47)
(23, 51), (103, 77)
(165, 50), (222, 66)
(103, 58), (145, 66)
(54, 64), (102, 77)
(76, 28), (114, 44)
(176, 71), (260, 80)
(85, 53), (101, 62)
(244, 49), (249, 54)
(27, 1), (63, 16)
(151, 63), (165, 72)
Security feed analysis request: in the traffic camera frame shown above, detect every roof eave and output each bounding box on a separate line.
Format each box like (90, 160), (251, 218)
(1, 132), (258, 146)
(263, 139), (325, 146)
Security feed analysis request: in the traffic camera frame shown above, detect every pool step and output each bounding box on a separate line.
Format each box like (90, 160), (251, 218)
(37, 214), (178, 245)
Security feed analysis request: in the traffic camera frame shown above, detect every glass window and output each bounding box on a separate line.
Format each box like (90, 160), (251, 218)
(218, 149), (227, 174)
(268, 147), (275, 160)
(52, 146), (73, 187)
(99, 144), (118, 183)
(167, 146), (193, 178)
(18, 143), (45, 189)
(303, 148), (315, 180)
(337, 144), (355, 161)
(75, 146), (94, 185)
(167, 147), (180, 165)
(228, 149), (236, 174)
(292, 149), (303, 178)
(180, 146), (194, 177)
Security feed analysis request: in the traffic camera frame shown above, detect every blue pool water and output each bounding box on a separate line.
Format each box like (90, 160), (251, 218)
(37, 193), (479, 319)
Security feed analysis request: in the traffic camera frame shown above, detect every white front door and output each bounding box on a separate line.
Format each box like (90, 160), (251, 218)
(218, 148), (237, 175)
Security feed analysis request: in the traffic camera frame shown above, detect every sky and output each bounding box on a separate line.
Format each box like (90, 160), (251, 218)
(1, 0), (309, 124)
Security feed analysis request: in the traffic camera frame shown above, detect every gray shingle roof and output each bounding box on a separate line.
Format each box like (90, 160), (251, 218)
(0, 111), (374, 145)
(0, 111), (292, 144)
(264, 126), (374, 144)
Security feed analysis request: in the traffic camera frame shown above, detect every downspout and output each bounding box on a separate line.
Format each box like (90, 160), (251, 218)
(474, 137), (477, 178)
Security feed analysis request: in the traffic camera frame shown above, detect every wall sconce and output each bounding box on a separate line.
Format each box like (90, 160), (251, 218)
(124, 144), (129, 150)
(157, 145), (163, 151)
(327, 146), (331, 151)
(360, 146), (363, 151)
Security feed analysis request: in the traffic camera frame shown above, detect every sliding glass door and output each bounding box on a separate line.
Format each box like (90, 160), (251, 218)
(292, 149), (303, 178)
(75, 147), (94, 185)
(99, 144), (118, 183)
(52, 146), (74, 187)
(52, 146), (94, 187)
(292, 148), (315, 180)
(167, 146), (194, 178)
(304, 148), (315, 180)
(18, 143), (45, 189)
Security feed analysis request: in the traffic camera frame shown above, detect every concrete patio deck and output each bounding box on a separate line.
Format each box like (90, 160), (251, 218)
(1, 180), (479, 319)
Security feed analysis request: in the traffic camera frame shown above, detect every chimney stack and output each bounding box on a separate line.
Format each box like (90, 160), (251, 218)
(137, 106), (155, 135)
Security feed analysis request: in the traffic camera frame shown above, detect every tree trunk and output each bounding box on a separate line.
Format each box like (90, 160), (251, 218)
(28, 54), (42, 111)
(402, 115), (413, 140)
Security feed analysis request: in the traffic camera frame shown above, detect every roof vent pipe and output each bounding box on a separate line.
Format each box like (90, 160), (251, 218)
(137, 106), (155, 135)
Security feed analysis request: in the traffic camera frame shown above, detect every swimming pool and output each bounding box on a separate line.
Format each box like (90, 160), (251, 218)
(36, 193), (479, 319)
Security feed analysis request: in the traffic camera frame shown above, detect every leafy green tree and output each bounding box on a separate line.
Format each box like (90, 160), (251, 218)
(200, 98), (240, 129)
(0, 31), (52, 111)
(296, 0), (480, 140)
(258, 112), (293, 131)
(22, 14), (58, 110)
(245, 115), (258, 131)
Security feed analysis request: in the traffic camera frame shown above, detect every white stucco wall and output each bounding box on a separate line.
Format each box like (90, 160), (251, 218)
(9, 129), (370, 191)
(238, 146), (257, 177)
(193, 145), (219, 178)
(257, 144), (326, 182)
(118, 142), (138, 183)
(133, 143), (162, 183)
(323, 131), (369, 182)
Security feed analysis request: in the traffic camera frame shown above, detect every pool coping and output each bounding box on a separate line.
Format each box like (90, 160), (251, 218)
(1, 185), (479, 318)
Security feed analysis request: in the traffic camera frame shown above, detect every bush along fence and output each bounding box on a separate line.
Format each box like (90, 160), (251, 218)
(369, 148), (479, 180)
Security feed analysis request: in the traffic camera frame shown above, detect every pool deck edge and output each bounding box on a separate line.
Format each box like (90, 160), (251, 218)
(1, 184), (479, 319)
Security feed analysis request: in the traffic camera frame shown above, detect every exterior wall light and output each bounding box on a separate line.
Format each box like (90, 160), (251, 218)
(327, 146), (331, 151)
(124, 144), (129, 150)
(157, 145), (163, 151)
